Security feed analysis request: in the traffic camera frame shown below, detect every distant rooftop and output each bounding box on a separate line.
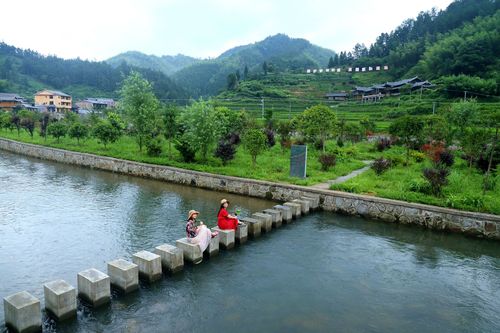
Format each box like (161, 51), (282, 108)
(35, 90), (70, 97)
(0, 93), (23, 102)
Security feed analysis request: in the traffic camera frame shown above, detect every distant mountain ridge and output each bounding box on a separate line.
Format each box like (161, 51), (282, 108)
(107, 51), (198, 76)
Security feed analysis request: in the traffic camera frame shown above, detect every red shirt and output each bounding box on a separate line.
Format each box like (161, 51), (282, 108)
(217, 208), (238, 230)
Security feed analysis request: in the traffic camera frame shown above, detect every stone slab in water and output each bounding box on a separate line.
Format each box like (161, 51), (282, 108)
(154, 244), (184, 273)
(206, 233), (220, 257)
(273, 205), (293, 223)
(235, 223), (248, 244)
(176, 238), (203, 264)
(284, 202), (302, 218)
(212, 227), (235, 249)
(77, 268), (111, 307)
(3, 291), (41, 333)
(107, 259), (139, 293)
(263, 209), (283, 228)
(292, 199), (310, 214)
(252, 213), (272, 232)
(43, 279), (77, 321)
(300, 196), (319, 210)
(132, 251), (162, 282)
(240, 217), (262, 237)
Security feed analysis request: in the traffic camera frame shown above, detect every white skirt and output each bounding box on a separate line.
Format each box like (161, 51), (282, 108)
(188, 225), (212, 252)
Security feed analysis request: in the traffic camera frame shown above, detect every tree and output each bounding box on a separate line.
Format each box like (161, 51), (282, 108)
(296, 104), (337, 152)
(47, 122), (67, 143)
(461, 127), (489, 168)
(0, 112), (13, 131)
(263, 61), (268, 75)
(18, 110), (37, 138)
(448, 100), (479, 139)
(227, 73), (238, 90)
(389, 116), (424, 164)
(328, 56), (335, 68)
(161, 104), (179, 158)
(39, 112), (51, 140)
(68, 122), (88, 144)
(119, 71), (159, 152)
(93, 121), (120, 148)
(243, 65), (249, 80)
(11, 113), (21, 136)
(243, 128), (267, 166)
(178, 100), (226, 161)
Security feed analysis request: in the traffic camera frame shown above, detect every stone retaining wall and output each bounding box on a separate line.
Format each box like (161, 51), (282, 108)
(1, 137), (498, 240)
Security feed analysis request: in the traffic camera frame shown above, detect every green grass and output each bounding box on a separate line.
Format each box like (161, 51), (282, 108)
(331, 148), (500, 215)
(0, 129), (366, 186)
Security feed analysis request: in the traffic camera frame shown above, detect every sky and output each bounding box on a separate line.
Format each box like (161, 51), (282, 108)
(0, 0), (454, 61)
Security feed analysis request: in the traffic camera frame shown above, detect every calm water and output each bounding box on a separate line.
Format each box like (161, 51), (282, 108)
(0, 151), (499, 333)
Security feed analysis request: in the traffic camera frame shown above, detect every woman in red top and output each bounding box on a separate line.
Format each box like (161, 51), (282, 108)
(217, 199), (239, 230)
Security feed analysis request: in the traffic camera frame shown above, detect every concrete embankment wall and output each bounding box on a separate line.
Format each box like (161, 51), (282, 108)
(1, 137), (498, 240)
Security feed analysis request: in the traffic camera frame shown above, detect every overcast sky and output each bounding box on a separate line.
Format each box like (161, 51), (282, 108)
(1, 0), (454, 61)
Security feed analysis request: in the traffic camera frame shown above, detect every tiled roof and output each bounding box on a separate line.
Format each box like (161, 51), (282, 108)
(0, 93), (23, 102)
(36, 90), (70, 97)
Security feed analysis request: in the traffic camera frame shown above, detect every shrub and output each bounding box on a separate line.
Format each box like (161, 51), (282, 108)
(482, 173), (497, 192)
(407, 179), (430, 193)
(243, 129), (267, 166)
(264, 128), (275, 148)
(318, 153), (336, 171)
(422, 167), (450, 195)
(372, 158), (392, 175)
(438, 150), (454, 167)
(68, 122), (88, 144)
(47, 122), (67, 143)
(225, 132), (241, 145)
(214, 140), (236, 165)
(92, 121), (120, 148)
(375, 138), (392, 152)
(175, 136), (196, 162)
(410, 151), (426, 163)
(336, 138), (344, 147)
(145, 137), (163, 157)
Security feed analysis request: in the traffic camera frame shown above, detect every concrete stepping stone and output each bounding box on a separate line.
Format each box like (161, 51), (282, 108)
(300, 195), (319, 210)
(176, 238), (203, 264)
(43, 279), (77, 320)
(263, 209), (282, 228)
(77, 268), (110, 307)
(252, 213), (272, 232)
(273, 205), (292, 223)
(154, 244), (184, 273)
(239, 217), (262, 238)
(292, 199), (310, 214)
(107, 259), (139, 293)
(205, 232), (220, 257)
(3, 291), (41, 333)
(235, 223), (248, 244)
(284, 202), (302, 218)
(132, 251), (162, 282)
(212, 227), (235, 249)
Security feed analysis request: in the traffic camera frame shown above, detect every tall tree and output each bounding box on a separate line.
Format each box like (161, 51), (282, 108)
(328, 56), (335, 68)
(119, 71), (160, 151)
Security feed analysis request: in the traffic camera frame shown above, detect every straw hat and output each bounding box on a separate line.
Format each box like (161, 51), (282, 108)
(220, 199), (229, 205)
(188, 210), (199, 219)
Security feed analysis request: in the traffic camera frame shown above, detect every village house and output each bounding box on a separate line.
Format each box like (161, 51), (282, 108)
(324, 92), (348, 101)
(0, 93), (24, 111)
(34, 90), (72, 113)
(76, 98), (115, 111)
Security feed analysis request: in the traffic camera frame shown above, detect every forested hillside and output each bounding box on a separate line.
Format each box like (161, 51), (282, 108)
(0, 43), (186, 100)
(107, 51), (198, 76)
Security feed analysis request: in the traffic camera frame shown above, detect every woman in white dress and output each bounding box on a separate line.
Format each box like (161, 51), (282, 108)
(185, 210), (218, 252)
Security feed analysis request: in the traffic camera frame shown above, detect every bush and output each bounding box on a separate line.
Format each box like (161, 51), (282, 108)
(214, 140), (236, 165)
(422, 167), (450, 195)
(407, 179), (430, 193)
(482, 173), (497, 192)
(243, 129), (267, 166)
(438, 150), (454, 167)
(225, 132), (241, 145)
(375, 138), (392, 152)
(372, 158), (392, 175)
(410, 151), (426, 163)
(68, 122), (88, 144)
(264, 128), (275, 148)
(146, 137), (163, 157)
(92, 121), (120, 148)
(318, 153), (336, 171)
(175, 136), (196, 162)
(47, 122), (67, 143)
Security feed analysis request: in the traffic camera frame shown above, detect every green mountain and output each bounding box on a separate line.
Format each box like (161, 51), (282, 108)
(0, 43), (187, 101)
(106, 51), (198, 76)
(172, 34), (336, 97)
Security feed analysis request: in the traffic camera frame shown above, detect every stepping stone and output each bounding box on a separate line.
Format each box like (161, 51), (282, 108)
(240, 217), (262, 238)
(235, 223), (248, 244)
(284, 202), (302, 218)
(263, 209), (282, 228)
(292, 199), (310, 214)
(212, 227), (235, 249)
(300, 195), (320, 210)
(3, 291), (41, 333)
(132, 251), (162, 282)
(205, 232), (220, 257)
(273, 205), (292, 223)
(154, 244), (184, 273)
(252, 213), (272, 232)
(44, 279), (77, 320)
(107, 259), (139, 293)
(77, 268), (110, 307)
(176, 238), (203, 264)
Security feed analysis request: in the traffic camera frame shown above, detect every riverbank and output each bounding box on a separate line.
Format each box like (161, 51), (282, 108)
(1, 137), (498, 240)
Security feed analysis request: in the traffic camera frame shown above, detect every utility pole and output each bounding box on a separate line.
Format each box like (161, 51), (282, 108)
(464, 91), (467, 102)
(261, 98), (264, 119)
(288, 101), (292, 119)
(432, 102), (436, 115)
